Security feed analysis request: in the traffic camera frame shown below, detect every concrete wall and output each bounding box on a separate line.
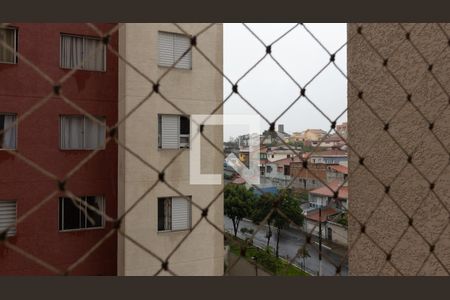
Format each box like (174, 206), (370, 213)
(328, 222), (348, 247)
(348, 23), (450, 275)
(118, 23), (224, 276)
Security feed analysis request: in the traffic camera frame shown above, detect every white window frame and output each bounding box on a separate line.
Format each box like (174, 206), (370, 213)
(59, 33), (107, 72)
(58, 196), (105, 232)
(59, 115), (106, 150)
(158, 31), (192, 70)
(157, 196), (192, 233)
(0, 112), (18, 150)
(0, 27), (18, 64)
(0, 200), (17, 237)
(158, 114), (190, 149)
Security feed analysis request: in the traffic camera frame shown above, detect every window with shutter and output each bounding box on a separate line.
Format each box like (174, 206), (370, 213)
(158, 31), (192, 69)
(157, 196), (191, 232)
(171, 197), (190, 231)
(158, 114), (190, 149)
(0, 27), (17, 64)
(160, 115), (180, 149)
(0, 200), (17, 237)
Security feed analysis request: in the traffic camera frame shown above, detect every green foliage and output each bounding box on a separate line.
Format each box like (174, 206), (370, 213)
(225, 234), (308, 276)
(336, 213), (348, 226)
(224, 184), (256, 236)
(223, 173), (233, 180)
(251, 189), (304, 257)
(252, 189), (303, 229)
(254, 247), (281, 273)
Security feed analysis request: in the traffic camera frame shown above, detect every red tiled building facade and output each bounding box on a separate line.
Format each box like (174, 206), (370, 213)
(0, 23), (118, 275)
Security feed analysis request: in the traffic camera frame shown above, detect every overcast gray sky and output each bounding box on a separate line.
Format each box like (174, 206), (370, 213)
(223, 23), (347, 141)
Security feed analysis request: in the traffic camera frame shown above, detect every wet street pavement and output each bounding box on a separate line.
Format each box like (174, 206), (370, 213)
(225, 217), (348, 276)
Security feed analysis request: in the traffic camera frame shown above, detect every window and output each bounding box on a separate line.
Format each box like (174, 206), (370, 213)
(0, 27), (17, 64)
(60, 34), (106, 71)
(158, 196), (191, 231)
(0, 113), (17, 149)
(284, 165), (290, 176)
(158, 114), (190, 149)
(158, 31), (192, 69)
(0, 200), (17, 237)
(59, 196), (104, 231)
(60, 115), (106, 150)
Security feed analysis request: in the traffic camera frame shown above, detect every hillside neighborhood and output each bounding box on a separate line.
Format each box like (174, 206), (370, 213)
(224, 122), (348, 275)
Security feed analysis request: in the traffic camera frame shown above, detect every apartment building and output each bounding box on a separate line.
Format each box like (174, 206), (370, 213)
(0, 23), (224, 276)
(0, 23), (118, 275)
(117, 24), (224, 275)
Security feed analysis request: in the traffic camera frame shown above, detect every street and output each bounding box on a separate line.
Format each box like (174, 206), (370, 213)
(224, 217), (349, 276)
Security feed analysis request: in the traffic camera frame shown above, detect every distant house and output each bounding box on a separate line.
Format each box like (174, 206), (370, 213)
(259, 124), (291, 146)
(290, 162), (328, 191)
(259, 147), (268, 175)
(304, 207), (340, 239)
(238, 148), (250, 167)
(326, 164), (348, 183)
(308, 180), (348, 211)
(326, 214), (348, 246)
(289, 131), (304, 143)
(308, 149), (347, 165)
(267, 146), (301, 162)
(264, 157), (301, 188)
(335, 122), (348, 139)
(318, 133), (345, 148)
(301, 129), (327, 142)
(275, 124), (291, 143)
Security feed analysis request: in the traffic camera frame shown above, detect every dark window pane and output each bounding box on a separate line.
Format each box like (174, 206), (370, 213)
(180, 116), (190, 135)
(0, 115), (4, 146)
(62, 197), (81, 230)
(158, 115), (162, 148)
(158, 198), (165, 231)
(86, 196), (103, 228)
(58, 198), (63, 231)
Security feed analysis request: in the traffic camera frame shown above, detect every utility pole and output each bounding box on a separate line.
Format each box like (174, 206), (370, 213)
(318, 207), (322, 276)
(252, 256), (258, 276)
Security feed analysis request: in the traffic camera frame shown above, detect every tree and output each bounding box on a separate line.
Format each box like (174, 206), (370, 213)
(251, 192), (275, 248)
(224, 184), (255, 237)
(252, 189), (303, 257)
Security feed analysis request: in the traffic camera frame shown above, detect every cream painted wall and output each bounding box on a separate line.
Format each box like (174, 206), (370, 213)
(118, 23), (224, 276)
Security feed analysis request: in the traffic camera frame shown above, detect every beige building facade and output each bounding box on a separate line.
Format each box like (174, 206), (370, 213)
(117, 23), (224, 275)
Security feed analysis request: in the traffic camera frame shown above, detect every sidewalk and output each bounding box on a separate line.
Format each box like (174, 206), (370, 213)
(225, 253), (271, 276)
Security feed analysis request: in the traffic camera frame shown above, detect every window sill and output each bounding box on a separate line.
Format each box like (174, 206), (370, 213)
(157, 65), (192, 71)
(157, 228), (191, 234)
(157, 147), (190, 151)
(59, 66), (107, 73)
(59, 148), (106, 151)
(0, 61), (17, 65)
(59, 226), (105, 233)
